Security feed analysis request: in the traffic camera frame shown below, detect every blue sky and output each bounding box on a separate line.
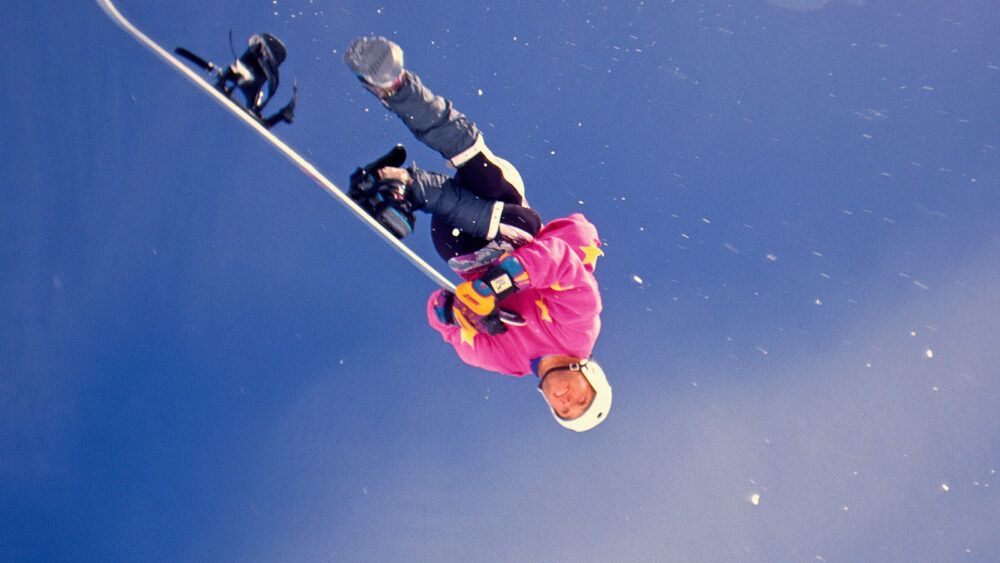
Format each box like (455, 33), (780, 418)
(3, 0), (999, 560)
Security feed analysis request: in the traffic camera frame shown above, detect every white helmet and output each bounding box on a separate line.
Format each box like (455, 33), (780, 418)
(538, 358), (612, 432)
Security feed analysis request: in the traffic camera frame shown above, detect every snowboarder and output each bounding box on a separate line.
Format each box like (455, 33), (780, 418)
(176, 32), (296, 129)
(344, 37), (611, 431)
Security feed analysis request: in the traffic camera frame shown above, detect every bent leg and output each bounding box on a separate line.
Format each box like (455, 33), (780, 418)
(403, 166), (539, 260)
(381, 71), (537, 260)
(435, 140), (534, 259)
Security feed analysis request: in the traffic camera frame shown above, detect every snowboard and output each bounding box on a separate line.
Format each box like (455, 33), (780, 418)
(93, 0), (456, 291)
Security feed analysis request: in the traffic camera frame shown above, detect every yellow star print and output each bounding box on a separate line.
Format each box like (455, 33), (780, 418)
(453, 309), (479, 347)
(460, 325), (477, 347)
(535, 297), (552, 322)
(580, 240), (604, 267)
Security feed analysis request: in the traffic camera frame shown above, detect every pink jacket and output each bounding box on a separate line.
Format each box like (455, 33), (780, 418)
(426, 213), (603, 376)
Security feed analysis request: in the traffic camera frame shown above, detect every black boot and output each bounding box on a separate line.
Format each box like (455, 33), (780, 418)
(348, 145), (419, 239)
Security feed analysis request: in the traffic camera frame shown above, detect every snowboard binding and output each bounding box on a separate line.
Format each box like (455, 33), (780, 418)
(348, 145), (416, 239)
(175, 32), (297, 129)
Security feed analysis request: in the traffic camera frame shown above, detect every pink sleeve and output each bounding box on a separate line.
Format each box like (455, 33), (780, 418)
(426, 289), (524, 373)
(512, 236), (590, 289)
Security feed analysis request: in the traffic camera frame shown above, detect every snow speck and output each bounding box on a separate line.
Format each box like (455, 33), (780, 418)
(749, 493), (761, 506)
(477, 89), (484, 96)
(766, 254), (778, 262)
(941, 483), (950, 492)
(925, 349), (934, 359)
(633, 275), (644, 285)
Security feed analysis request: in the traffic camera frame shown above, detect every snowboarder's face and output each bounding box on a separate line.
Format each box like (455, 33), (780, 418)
(539, 368), (596, 420)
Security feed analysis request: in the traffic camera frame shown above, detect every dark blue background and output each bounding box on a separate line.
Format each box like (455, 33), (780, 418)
(3, 0), (998, 560)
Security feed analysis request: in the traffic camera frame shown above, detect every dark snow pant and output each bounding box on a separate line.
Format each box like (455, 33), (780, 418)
(383, 72), (532, 260)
